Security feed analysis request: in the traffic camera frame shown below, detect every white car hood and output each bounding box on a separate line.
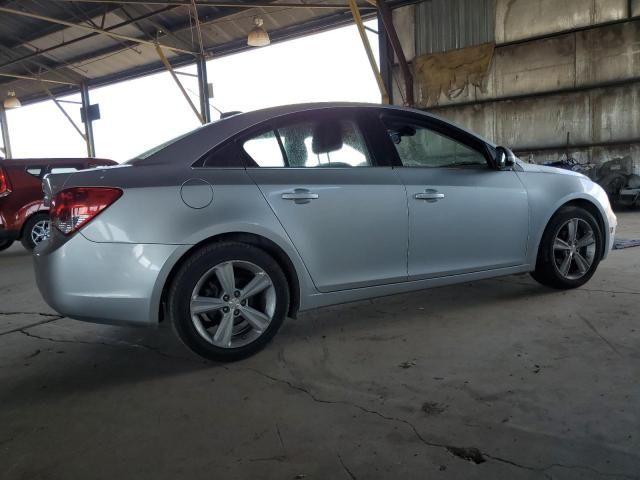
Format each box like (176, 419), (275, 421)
(516, 160), (586, 178)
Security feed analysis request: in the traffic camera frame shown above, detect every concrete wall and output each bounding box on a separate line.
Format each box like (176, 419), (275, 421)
(495, 0), (628, 44)
(391, 0), (640, 167)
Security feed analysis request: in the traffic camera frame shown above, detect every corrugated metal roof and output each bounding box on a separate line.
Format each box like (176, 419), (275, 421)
(0, 0), (379, 104)
(416, 0), (495, 55)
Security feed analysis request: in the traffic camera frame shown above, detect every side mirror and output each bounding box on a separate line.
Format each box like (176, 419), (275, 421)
(495, 146), (515, 170)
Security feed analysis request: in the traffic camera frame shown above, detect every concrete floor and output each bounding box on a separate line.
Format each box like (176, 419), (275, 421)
(1, 212), (639, 480)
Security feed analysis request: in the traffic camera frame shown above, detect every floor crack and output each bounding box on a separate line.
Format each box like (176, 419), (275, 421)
(338, 454), (357, 480)
(18, 330), (199, 363)
(246, 368), (638, 478)
(0, 311), (62, 317)
(0, 313), (63, 336)
(275, 423), (285, 450)
(579, 314), (624, 358)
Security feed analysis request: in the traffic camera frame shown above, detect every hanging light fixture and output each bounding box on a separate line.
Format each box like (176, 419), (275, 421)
(4, 91), (21, 109)
(247, 18), (270, 47)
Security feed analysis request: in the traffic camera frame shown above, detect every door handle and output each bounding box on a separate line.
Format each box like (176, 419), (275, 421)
(282, 189), (319, 204)
(415, 189), (445, 202)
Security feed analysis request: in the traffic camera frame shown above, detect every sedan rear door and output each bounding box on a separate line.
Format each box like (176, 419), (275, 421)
(244, 109), (408, 293)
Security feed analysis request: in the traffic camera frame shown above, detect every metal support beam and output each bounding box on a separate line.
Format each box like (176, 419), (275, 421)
(196, 56), (211, 124)
(0, 6), (177, 71)
(0, 6), (197, 56)
(80, 83), (96, 157)
(43, 86), (87, 142)
(377, 0), (413, 105)
(0, 107), (12, 159)
(119, 6), (193, 52)
(190, 0), (206, 57)
(56, 0), (377, 10)
(0, 72), (77, 86)
(348, 0), (389, 104)
(155, 43), (204, 124)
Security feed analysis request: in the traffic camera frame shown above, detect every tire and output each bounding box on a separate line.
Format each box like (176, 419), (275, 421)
(531, 206), (602, 289)
(21, 213), (50, 251)
(0, 239), (13, 252)
(168, 242), (290, 362)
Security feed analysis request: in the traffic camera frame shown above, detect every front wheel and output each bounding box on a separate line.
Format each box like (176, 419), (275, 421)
(168, 242), (290, 362)
(0, 239), (13, 252)
(21, 213), (50, 251)
(531, 206), (602, 289)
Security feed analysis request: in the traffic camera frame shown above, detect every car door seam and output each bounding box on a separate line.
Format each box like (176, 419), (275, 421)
(514, 169), (532, 258)
(392, 167), (410, 282)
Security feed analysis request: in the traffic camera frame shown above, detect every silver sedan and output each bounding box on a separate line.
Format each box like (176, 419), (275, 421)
(34, 103), (617, 361)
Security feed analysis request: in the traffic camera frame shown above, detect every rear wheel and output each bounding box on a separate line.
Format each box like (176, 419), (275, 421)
(168, 242), (289, 362)
(531, 206), (602, 289)
(21, 213), (50, 251)
(0, 239), (13, 252)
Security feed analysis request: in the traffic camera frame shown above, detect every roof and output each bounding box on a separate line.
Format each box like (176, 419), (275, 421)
(0, 0), (389, 106)
(0, 157), (117, 165)
(141, 101), (496, 166)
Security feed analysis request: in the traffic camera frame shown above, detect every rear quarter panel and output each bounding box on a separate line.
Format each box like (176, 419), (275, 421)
(66, 164), (318, 309)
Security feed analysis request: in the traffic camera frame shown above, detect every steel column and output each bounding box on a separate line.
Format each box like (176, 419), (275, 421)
(196, 56), (211, 123)
(80, 83), (96, 157)
(378, 14), (394, 104)
(0, 107), (12, 159)
(348, 0), (389, 104)
(377, 0), (413, 105)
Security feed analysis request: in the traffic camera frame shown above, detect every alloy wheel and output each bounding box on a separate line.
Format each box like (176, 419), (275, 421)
(189, 260), (276, 349)
(31, 219), (50, 245)
(552, 218), (596, 280)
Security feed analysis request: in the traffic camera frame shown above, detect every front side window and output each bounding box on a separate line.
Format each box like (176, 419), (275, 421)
(242, 117), (373, 168)
(384, 118), (486, 168)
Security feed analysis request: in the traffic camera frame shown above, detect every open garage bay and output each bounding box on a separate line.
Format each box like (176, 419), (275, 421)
(1, 212), (639, 480)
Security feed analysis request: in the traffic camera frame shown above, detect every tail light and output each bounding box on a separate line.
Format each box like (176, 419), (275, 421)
(0, 167), (11, 198)
(51, 187), (122, 235)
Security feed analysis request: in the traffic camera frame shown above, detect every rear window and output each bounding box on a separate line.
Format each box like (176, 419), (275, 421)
(200, 141), (244, 167)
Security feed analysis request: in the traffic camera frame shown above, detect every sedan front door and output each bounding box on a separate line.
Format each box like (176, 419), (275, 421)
(381, 114), (529, 280)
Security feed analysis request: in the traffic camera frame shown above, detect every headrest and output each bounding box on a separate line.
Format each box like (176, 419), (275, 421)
(312, 122), (343, 154)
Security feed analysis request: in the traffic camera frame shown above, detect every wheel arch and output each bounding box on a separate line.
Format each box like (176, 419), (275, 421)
(535, 198), (607, 264)
(158, 232), (301, 323)
(19, 209), (49, 239)
(17, 206), (48, 239)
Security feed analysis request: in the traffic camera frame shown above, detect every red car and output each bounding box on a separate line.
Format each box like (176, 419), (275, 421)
(0, 158), (117, 251)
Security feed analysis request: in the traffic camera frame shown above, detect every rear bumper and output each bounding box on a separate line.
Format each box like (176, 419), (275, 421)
(34, 232), (185, 327)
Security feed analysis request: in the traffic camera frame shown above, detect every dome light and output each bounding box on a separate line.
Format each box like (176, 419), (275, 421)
(4, 91), (21, 109)
(247, 18), (270, 47)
